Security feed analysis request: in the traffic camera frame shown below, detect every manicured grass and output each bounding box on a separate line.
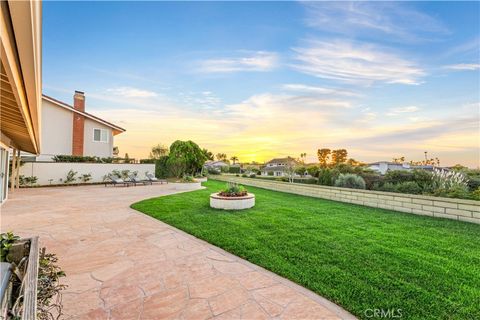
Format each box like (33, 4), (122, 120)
(132, 180), (480, 319)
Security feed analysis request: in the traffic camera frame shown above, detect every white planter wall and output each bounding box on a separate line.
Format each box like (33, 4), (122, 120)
(19, 162), (155, 185)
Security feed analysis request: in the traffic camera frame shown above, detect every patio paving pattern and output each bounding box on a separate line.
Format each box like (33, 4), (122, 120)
(1, 184), (355, 319)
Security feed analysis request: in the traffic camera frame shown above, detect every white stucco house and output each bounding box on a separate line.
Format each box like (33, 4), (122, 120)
(368, 161), (411, 175)
(37, 91), (125, 161)
(261, 157), (299, 177)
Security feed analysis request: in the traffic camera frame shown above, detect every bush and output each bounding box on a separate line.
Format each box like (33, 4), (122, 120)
(307, 166), (320, 177)
(241, 173), (248, 177)
(411, 169), (433, 193)
(249, 174), (256, 178)
(334, 174), (366, 189)
(155, 155), (170, 178)
(139, 159), (155, 164)
(318, 169), (334, 186)
(267, 171), (274, 176)
(395, 181), (422, 194)
(472, 187), (480, 200)
(374, 182), (397, 193)
(384, 170), (414, 184)
(358, 171), (383, 190)
(229, 166), (241, 174)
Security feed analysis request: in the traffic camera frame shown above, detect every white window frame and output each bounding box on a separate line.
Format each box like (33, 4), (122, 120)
(93, 128), (109, 143)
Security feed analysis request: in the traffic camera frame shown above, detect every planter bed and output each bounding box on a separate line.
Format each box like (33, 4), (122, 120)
(210, 192), (255, 210)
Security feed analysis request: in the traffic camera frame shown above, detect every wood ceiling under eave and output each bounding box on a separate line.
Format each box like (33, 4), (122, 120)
(0, 61), (37, 153)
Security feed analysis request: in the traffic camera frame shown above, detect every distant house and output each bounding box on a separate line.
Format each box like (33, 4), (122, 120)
(37, 91), (126, 161)
(261, 157), (299, 177)
(368, 161), (411, 175)
(368, 161), (448, 175)
(204, 160), (229, 172)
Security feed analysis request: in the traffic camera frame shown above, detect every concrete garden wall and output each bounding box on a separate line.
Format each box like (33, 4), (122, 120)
(213, 176), (480, 224)
(19, 162), (155, 185)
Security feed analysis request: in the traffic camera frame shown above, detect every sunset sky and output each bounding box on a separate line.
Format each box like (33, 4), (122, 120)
(42, 1), (479, 167)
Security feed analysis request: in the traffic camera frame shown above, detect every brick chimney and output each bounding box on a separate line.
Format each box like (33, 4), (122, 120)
(72, 91), (85, 156)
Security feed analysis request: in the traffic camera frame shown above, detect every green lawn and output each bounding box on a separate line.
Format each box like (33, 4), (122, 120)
(131, 180), (480, 320)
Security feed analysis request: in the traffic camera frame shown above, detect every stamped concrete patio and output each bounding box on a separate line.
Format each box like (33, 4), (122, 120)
(1, 184), (355, 319)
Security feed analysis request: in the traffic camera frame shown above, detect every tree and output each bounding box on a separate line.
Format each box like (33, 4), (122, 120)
(230, 156), (239, 165)
(300, 153), (307, 164)
(167, 140), (207, 177)
(149, 144), (169, 159)
(331, 149), (348, 165)
(317, 149), (331, 168)
(346, 158), (363, 166)
(202, 149), (214, 161)
(393, 156), (405, 164)
(216, 153), (227, 162)
(284, 161), (297, 183)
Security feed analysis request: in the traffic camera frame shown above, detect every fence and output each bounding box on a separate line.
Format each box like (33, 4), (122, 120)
(213, 176), (480, 224)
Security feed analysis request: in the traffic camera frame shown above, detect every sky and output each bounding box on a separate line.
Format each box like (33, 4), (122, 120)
(42, 1), (480, 167)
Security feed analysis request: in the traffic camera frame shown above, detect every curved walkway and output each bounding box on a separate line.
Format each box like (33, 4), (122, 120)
(1, 184), (355, 320)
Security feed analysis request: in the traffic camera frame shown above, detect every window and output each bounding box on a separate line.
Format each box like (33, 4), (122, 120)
(93, 128), (108, 143)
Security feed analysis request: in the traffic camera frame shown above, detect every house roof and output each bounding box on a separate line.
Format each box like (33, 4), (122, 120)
(265, 157), (297, 165)
(42, 94), (126, 134)
(204, 160), (229, 167)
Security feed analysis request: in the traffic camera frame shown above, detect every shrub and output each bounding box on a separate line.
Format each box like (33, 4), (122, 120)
(180, 175), (195, 182)
(220, 166), (229, 173)
(472, 187), (480, 200)
(384, 170), (413, 184)
(79, 173), (92, 183)
(139, 159), (155, 164)
(228, 166), (241, 174)
(395, 181), (422, 194)
(155, 155), (170, 178)
(241, 173), (248, 177)
(318, 169), (334, 186)
(374, 182), (397, 193)
(358, 171), (383, 190)
(63, 170), (78, 184)
(411, 169), (433, 193)
(267, 171), (274, 176)
(219, 182), (247, 197)
(334, 174), (366, 189)
(307, 165), (320, 177)
(249, 174), (256, 178)
(19, 175), (38, 186)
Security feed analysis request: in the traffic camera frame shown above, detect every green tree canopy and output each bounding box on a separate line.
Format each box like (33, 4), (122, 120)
(167, 140), (207, 177)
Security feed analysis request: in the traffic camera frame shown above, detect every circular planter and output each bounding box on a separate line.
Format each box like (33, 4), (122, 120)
(195, 177), (208, 182)
(173, 182), (202, 190)
(210, 193), (255, 210)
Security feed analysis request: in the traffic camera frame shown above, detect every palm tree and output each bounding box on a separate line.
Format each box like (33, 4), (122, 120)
(216, 153), (227, 161)
(230, 156), (239, 165)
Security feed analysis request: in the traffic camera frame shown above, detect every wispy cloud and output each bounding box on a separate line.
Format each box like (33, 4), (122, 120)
(282, 84), (359, 97)
(106, 87), (158, 98)
(303, 1), (449, 42)
(443, 63), (480, 71)
(386, 106), (420, 116)
(197, 51), (278, 73)
(292, 40), (425, 85)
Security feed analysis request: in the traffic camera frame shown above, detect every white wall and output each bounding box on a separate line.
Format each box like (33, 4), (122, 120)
(19, 162), (155, 185)
(37, 99), (73, 161)
(83, 118), (114, 158)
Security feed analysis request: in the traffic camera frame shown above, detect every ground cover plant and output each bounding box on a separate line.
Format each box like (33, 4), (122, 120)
(132, 180), (480, 320)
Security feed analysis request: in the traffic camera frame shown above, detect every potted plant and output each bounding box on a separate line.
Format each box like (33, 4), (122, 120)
(210, 183), (255, 210)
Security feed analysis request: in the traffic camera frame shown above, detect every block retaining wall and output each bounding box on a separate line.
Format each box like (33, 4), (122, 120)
(213, 176), (480, 224)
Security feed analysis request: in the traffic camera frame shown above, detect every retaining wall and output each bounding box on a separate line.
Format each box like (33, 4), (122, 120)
(19, 162), (155, 185)
(213, 176), (480, 224)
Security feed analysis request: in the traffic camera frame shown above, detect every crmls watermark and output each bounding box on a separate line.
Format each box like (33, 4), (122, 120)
(364, 308), (403, 318)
